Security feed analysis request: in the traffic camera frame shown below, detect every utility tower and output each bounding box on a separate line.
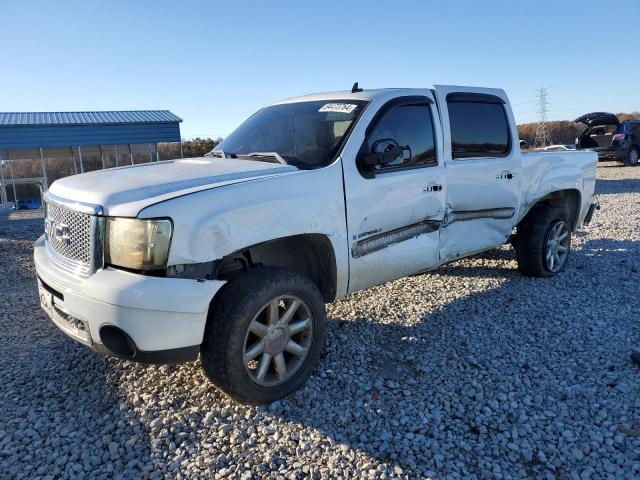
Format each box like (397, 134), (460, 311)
(534, 87), (553, 149)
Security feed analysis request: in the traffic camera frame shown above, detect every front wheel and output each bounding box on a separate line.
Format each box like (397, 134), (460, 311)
(514, 205), (571, 277)
(201, 267), (326, 404)
(625, 147), (639, 166)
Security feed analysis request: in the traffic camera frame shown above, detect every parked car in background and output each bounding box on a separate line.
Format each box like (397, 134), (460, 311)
(575, 112), (640, 166)
(35, 85), (598, 403)
(15, 199), (42, 210)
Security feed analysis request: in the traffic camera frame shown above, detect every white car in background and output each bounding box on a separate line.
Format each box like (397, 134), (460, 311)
(35, 84), (598, 404)
(539, 145), (577, 152)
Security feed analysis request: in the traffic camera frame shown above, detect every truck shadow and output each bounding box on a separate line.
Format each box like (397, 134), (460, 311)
(90, 237), (640, 478)
(434, 247), (520, 278)
(17, 338), (155, 477)
(258, 237), (640, 476)
(88, 236), (639, 478)
(595, 178), (640, 195)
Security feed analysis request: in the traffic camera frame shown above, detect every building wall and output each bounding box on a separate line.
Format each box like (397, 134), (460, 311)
(0, 142), (174, 207)
(0, 122), (180, 149)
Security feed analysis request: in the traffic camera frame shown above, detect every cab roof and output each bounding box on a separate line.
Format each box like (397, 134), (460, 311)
(273, 85), (507, 106)
(273, 88), (426, 105)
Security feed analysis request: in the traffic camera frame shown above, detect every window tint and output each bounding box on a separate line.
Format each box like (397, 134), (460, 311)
(366, 104), (436, 170)
(215, 100), (366, 170)
(447, 101), (510, 159)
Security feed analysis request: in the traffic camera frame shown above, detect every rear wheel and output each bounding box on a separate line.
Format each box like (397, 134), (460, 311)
(514, 205), (571, 277)
(625, 147), (639, 166)
(201, 267), (326, 404)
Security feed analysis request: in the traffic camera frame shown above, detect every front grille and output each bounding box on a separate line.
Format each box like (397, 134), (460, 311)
(46, 202), (92, 264)
(44, 199), (101, 276)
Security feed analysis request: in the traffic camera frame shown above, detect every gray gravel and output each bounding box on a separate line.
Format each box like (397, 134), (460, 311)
(1, 163), (640, 479)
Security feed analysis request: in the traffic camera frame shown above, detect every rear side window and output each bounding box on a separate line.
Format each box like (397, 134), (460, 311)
(447, 101), (510, 159)
(366, 104), (437, 170)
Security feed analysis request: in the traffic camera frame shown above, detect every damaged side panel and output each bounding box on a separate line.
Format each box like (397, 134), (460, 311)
(138, 161), (351, 298)
(352, 220), (441, 258)
(348, 225), (441, 291)
(438, 207), (516, 260)
(519, 151), (596, 227)
(439, 217), (512, 260)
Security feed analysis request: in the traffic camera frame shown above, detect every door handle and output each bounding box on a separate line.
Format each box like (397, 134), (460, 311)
(423, 183), (443, 193)
(497, 170), (514, 180)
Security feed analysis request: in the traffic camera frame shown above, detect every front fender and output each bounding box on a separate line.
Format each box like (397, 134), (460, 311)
(137, 160), (349, 294)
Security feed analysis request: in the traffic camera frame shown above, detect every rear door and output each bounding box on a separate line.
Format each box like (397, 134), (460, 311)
(341, 91), (446, 293)
(433, 86), (522, 261)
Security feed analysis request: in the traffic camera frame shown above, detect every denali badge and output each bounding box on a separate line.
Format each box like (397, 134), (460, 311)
(45, 218), (71, 246)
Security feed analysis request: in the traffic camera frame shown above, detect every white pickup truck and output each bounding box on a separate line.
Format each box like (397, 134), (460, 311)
(34, 85), (598, 404)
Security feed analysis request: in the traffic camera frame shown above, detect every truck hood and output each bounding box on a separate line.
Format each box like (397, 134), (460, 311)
(48, 157), (298, 216)
(574, 112), (619, 127)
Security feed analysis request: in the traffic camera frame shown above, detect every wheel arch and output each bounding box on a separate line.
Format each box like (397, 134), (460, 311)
(518, 188), (582, 231)
(211, 233), (338, 303)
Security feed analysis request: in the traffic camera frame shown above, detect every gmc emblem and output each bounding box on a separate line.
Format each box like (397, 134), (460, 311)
(45, 218), (71, 246)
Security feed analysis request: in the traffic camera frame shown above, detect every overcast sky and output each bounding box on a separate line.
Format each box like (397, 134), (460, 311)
(2, 0), (638, 138)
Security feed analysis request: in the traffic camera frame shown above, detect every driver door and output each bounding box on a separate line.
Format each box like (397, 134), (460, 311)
(341, 93), (446, 293)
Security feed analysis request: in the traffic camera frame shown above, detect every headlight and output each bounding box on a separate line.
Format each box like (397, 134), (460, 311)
(105, 218), (172, 270)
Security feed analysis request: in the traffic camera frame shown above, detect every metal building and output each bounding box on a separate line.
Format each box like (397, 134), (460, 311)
(0, 110), (182, 210)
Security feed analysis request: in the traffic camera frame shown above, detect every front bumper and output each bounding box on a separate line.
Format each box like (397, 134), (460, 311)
(34, 235), (225, 363)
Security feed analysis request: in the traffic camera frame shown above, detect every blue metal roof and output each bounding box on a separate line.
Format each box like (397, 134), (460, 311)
(0, 110), (182, 149)
(0, 110), (182, 127)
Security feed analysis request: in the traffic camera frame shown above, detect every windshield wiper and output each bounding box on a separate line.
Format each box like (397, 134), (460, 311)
(205, 150), (235, 158)
(241, 152), (288, 165)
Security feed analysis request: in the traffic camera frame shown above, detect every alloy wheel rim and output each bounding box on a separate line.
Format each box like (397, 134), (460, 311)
(630, 150), (638, 165)
(545, 221), (570, 272)
(243, 295), (313, 387)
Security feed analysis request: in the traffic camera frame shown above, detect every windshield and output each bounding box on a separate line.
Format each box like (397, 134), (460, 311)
(214, 100), (367, 169)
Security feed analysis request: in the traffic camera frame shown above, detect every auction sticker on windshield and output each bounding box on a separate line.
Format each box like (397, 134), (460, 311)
(318, 103), (358, 114)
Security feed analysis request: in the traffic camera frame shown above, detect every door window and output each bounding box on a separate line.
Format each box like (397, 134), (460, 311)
(447, 101), (510, 159)
(365, 103), (437, 171)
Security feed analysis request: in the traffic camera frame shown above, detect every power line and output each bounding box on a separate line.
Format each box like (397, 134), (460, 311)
(510, 100), (537, 106)
(534, 87), (553, 149)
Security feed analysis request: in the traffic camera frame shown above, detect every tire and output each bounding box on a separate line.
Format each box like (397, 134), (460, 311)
(514, 205), (571, 278)
(625, 147), (639, 166)
(201, 267), (326, 404)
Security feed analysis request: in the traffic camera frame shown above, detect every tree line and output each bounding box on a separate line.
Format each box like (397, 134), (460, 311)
(157, 137), (223, 159)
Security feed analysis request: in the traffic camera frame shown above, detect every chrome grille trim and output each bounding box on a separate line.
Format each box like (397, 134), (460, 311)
(46, 202), (93, 264)
(43, 193), (103, 277)
(45, 240), (94, 277)
(44, 191), (103, 215)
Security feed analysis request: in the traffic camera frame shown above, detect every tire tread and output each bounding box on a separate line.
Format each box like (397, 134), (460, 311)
(514, 204), (569, 278)
(201, 267), (326, 404)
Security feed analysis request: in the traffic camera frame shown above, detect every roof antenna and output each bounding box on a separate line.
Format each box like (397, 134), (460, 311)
(351, 82), (363, 93)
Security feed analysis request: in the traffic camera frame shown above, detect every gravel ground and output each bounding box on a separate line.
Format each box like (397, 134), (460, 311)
(1, 163), (639, 479)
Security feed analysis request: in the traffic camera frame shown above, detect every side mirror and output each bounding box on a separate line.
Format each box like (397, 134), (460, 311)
(362, 138), (410, 166)
(519, 139), (528, 149)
